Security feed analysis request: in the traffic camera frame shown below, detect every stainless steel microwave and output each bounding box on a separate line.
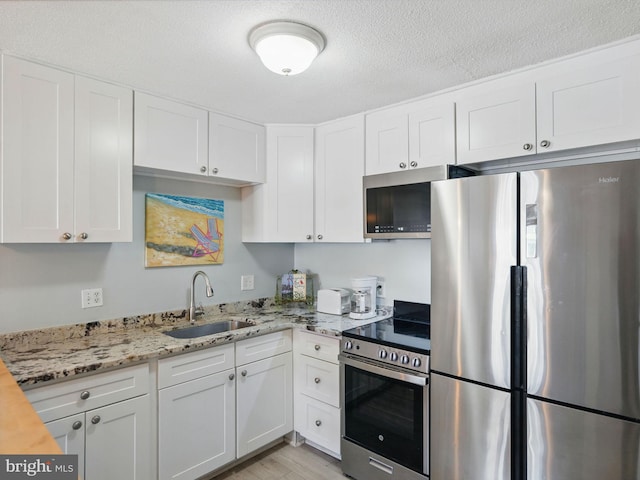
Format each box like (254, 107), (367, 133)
(363, 165), (474, 239)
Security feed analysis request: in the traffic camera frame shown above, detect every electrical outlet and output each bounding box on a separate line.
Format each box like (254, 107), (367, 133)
(376, 280), (385, 298)
(241, 274), (255, 291)
(81, 288), (103, 308)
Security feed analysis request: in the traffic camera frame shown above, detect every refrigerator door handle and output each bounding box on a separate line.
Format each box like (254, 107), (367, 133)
(525, 204), (538, 258)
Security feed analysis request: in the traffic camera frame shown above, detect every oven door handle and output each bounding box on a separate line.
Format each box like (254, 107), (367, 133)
(339, 354), (428, 386)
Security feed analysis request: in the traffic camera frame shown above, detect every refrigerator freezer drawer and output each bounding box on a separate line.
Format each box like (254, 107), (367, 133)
(528, 397), (640, 480)
(431, 374), (511, 480)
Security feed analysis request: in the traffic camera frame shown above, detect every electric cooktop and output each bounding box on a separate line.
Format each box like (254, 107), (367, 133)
(342, 300), (430, 354)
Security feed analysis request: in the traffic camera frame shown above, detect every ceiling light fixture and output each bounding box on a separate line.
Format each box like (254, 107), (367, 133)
(249, 21), (325, 76)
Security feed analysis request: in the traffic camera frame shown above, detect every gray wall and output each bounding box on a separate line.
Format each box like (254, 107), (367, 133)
(0, 175), (294, 333)
(294, 240), (431, 306)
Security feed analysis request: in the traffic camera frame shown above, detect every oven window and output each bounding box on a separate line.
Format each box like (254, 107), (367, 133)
(343, 363), (424, 472)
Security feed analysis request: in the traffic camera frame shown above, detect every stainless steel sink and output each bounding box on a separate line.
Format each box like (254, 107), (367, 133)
(164, 320), (254, 339)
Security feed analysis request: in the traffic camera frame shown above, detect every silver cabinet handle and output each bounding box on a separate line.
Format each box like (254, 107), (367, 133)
(410, 161), (418, 168)
(314, 344), (321, 351)
(315, 420), (322, 427)
(523, 143), (533, 151)
(314, 377), (321, 384)
(540, 140), (551, 148)
(399, 162), (407, 169)
(229, 373), (235, 380)
(211, 168), (219, 174)
(200, 166), (207, 173)
(79, 232), (88, 240)
(306, 234), (312, 240)
(80, 391), (90, 400)
(91, 415), (101, 425)
(62, 232), (72, 240)
(317, 234), (323, 240)
(72, 421), (83, 430)
(241, 370), (247, 377)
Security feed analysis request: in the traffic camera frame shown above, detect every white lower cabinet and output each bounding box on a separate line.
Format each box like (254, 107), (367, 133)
(293, 330), (341, 458)
(157, 344), (235, 480)
(236, 331), (293, 458)
(158, 369), (235, 480)
(26, 364), (151, 480)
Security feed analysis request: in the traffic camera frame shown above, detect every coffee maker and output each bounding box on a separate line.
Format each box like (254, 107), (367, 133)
(349, 276), (377, 320)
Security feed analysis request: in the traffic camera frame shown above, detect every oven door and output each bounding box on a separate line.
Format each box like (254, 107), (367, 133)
(340, 353), (429, 476)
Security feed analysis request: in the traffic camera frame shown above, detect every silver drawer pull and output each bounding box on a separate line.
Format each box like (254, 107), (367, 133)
(314, 377), (321, 384)
(369, 456), (393, 475)
(314, 345), (321, 351)
(72, 421), (82, 430)
(241, 370), (247, 377)
(80, 391), (90, 400)
(91, 415), (101, 425)
(229, 373), (235, 380)
(315, 420), (322, 427)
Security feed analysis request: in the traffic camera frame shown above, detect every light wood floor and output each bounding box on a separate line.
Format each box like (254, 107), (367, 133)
(214, 443), (346, 480)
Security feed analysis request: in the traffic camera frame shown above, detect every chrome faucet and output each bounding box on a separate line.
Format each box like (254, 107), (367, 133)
(190, 271), (214, 323)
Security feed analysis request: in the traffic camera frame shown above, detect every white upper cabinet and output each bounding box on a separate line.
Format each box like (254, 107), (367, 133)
(536, 55), (640, 153)
(134, 93), (265, 185)
(314, 115), (366, 243)
(408, 100), (456, 169)
(366, 99), (456, 175)
(242, 125), (314, 242)
(75, 76), (133, 243)
(209, 113), (266, 184)
(457, 47), (640, 165)
(456, 83), (536, 165)
(1, 56), (133, 243)
(134, 92), (208, 176)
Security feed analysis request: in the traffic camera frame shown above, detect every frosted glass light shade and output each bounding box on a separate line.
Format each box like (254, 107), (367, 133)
(249, 21), (325, 76)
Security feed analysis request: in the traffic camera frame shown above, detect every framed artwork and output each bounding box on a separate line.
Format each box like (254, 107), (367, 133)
(145, 193), (224, 267)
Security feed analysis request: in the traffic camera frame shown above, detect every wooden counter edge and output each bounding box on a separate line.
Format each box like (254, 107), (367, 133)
(0, 358), (62, 455)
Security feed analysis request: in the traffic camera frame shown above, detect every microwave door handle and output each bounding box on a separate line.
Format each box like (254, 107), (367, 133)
(339, 354), (428, 386)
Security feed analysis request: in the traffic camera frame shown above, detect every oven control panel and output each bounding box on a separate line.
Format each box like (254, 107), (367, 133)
(342, 338), (429, 374)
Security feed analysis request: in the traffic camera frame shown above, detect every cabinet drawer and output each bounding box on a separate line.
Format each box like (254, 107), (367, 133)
(158, 343), (234, 389)
(26, 363), (149, 423)
(294, 394), (341, 456)
(294, 330), (340, 364)
(295, 354), (339, 407)
(235, 330), (292, 366)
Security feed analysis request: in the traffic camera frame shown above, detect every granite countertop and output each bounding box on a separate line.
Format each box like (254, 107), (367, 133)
(0, 298), (391, 388)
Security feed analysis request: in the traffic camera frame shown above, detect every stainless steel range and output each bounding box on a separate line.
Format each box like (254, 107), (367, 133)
(339, 300), (430, 480)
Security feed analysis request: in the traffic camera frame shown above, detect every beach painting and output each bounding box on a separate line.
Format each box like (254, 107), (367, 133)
(145, 193), (224, 267)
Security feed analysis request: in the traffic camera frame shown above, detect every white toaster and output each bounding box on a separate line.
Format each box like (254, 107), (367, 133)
(317, 288), (351, 315)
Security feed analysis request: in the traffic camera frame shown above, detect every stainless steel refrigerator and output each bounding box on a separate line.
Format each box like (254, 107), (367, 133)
(430, 159), (640, 480)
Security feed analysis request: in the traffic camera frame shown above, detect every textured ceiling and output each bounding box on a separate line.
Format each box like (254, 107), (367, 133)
(0, 1), (639, 124)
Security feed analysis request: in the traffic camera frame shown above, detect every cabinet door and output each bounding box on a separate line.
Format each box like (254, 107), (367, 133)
(1, 56), (75, 242)
(209, 113), (265, 184)
(456, 83), (536, 164)
(236, 352), (293, 457)
(158, 370), (236, 480)
(268, 126), (315, 242)
(46, 414), (85, 478)
(315, 115), (365, 243)
(133, 92), (208, 176)
(365, 106), (409, 175)
(408, 100), (456, 168)
(75, 76), (133, 243)
(536, 55), (640, 153)
(84, 395), (151, 480)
